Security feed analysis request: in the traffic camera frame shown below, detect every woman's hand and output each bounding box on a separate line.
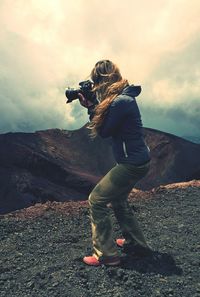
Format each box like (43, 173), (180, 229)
(78, 93), (94, 108)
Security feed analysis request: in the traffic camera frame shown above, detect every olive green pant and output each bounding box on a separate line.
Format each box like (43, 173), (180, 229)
(88, 161), (150, 259)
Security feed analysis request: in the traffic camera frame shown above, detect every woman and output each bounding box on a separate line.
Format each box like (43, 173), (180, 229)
(78, 59), (151, 266)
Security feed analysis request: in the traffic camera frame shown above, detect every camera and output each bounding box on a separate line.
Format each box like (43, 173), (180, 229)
(65, 80), (96, 103)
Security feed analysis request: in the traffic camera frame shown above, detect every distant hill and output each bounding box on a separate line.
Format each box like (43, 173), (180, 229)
(0, 126), (199, 214)
(181, 135), (200, 144)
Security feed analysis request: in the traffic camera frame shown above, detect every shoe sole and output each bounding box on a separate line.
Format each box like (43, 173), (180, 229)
(83, 260), (121, 267)
(102, 260), (121, 266)
(83, 257), (121, 266)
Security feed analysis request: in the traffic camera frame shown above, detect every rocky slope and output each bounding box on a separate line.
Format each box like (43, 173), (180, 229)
(0, 180), (199, 297)
(0, 126), (200, 214)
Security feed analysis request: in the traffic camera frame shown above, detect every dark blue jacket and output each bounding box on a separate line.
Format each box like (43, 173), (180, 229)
(87, 85), (151, 165)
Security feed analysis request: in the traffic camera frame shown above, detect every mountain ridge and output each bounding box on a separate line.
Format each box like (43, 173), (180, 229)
(0, 126), (199, 214)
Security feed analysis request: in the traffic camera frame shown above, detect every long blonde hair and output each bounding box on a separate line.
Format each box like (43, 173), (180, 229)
(87, 60), (128, 138)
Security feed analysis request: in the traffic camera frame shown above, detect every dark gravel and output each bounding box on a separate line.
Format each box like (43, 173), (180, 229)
(0, 182), (200, 297)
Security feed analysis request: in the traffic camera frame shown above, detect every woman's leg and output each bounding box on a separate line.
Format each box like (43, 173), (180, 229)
(111, 198), (149, 248)
(111, 162), (151, 252)
(88, 166), (121, 259)
(112, 163), (150, 249)
(88, 162), (150, 259)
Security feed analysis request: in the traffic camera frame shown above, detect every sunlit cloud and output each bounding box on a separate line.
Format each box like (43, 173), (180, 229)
(0, 0), (199, 138)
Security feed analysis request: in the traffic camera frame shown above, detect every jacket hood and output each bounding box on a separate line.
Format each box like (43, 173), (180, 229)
(121, 85), (141, 97)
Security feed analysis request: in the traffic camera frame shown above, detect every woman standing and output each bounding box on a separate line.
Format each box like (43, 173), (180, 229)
(78, 60), (151, 266)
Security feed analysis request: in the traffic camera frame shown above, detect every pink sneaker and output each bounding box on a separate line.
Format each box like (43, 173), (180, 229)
(116, 238), (125, 248)
(83, 255), (121, 266)
(116, 238), (153, 257)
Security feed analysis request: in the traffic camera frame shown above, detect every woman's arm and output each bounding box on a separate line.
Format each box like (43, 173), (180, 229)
(79, 93), (130, 138)
(78, 93), (99, 122)
(98, 98), (129, 138)
(87, 104), (98, 122)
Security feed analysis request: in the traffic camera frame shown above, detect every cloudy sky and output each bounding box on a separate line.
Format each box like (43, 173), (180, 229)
(0, 0), (200, 139)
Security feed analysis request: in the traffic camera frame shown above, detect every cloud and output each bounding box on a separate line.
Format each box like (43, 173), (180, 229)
(138, 36), (200, 137)
(0, 0), (199, 138)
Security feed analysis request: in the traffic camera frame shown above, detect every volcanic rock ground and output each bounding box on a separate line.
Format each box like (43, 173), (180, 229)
(0, 181), (200, 297)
